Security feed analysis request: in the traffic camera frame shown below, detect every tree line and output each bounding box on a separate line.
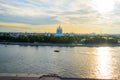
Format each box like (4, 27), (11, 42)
(0, 33), (118, 44)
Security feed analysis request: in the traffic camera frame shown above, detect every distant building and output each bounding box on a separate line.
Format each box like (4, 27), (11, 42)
(44, 32), (51, 36)
(55, 25), (63, 36)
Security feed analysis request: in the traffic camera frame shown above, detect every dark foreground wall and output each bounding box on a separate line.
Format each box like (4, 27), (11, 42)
(0, 76), (116, 80)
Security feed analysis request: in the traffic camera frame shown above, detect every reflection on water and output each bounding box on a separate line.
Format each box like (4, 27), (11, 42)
(95, 47), (117, 79)
(0, 45), (119, 79)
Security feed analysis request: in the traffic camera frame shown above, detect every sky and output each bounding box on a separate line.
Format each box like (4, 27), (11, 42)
(0, 0), (120, 34)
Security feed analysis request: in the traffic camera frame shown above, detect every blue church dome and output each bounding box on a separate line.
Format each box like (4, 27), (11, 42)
(55, 25), (63, 36)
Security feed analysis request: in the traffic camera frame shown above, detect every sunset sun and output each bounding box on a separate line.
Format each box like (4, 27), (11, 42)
(93, 0), (115, 13)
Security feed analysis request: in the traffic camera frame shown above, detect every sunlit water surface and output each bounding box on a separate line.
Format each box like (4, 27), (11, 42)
(0, 44), (119, 79)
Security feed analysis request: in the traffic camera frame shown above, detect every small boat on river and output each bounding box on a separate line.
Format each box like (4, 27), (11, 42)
(54, 50), (60, 52)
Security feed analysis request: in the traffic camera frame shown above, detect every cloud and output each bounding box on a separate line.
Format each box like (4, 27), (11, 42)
(0, 14), (58, 25)
(0, 0), (95, 23)
(0, 0), (120, 33)
(0, 0), (47, 16)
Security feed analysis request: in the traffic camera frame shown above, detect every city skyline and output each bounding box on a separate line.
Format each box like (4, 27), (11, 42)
(0, 0), (120, 34)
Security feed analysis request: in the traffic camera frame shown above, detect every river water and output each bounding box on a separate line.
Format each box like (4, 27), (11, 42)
(0, 44), (119, 79)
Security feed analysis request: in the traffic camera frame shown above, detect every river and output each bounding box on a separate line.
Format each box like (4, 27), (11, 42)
(0, 44), (119, 79)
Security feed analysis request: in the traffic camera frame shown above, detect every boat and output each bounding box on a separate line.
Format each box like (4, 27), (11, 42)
(54, 50), (60, 52)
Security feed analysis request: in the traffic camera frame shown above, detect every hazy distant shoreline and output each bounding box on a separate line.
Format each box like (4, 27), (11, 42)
(0, 42), (120, 47)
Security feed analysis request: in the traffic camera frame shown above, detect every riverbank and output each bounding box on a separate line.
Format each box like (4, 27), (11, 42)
(0, 42), (120, 47)
(0, 76), (115, 80)
(0, 73), (116, 80)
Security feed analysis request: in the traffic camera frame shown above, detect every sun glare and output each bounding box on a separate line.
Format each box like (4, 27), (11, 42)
(95, 47), (113, 78)
(93, 0), (115, 13)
